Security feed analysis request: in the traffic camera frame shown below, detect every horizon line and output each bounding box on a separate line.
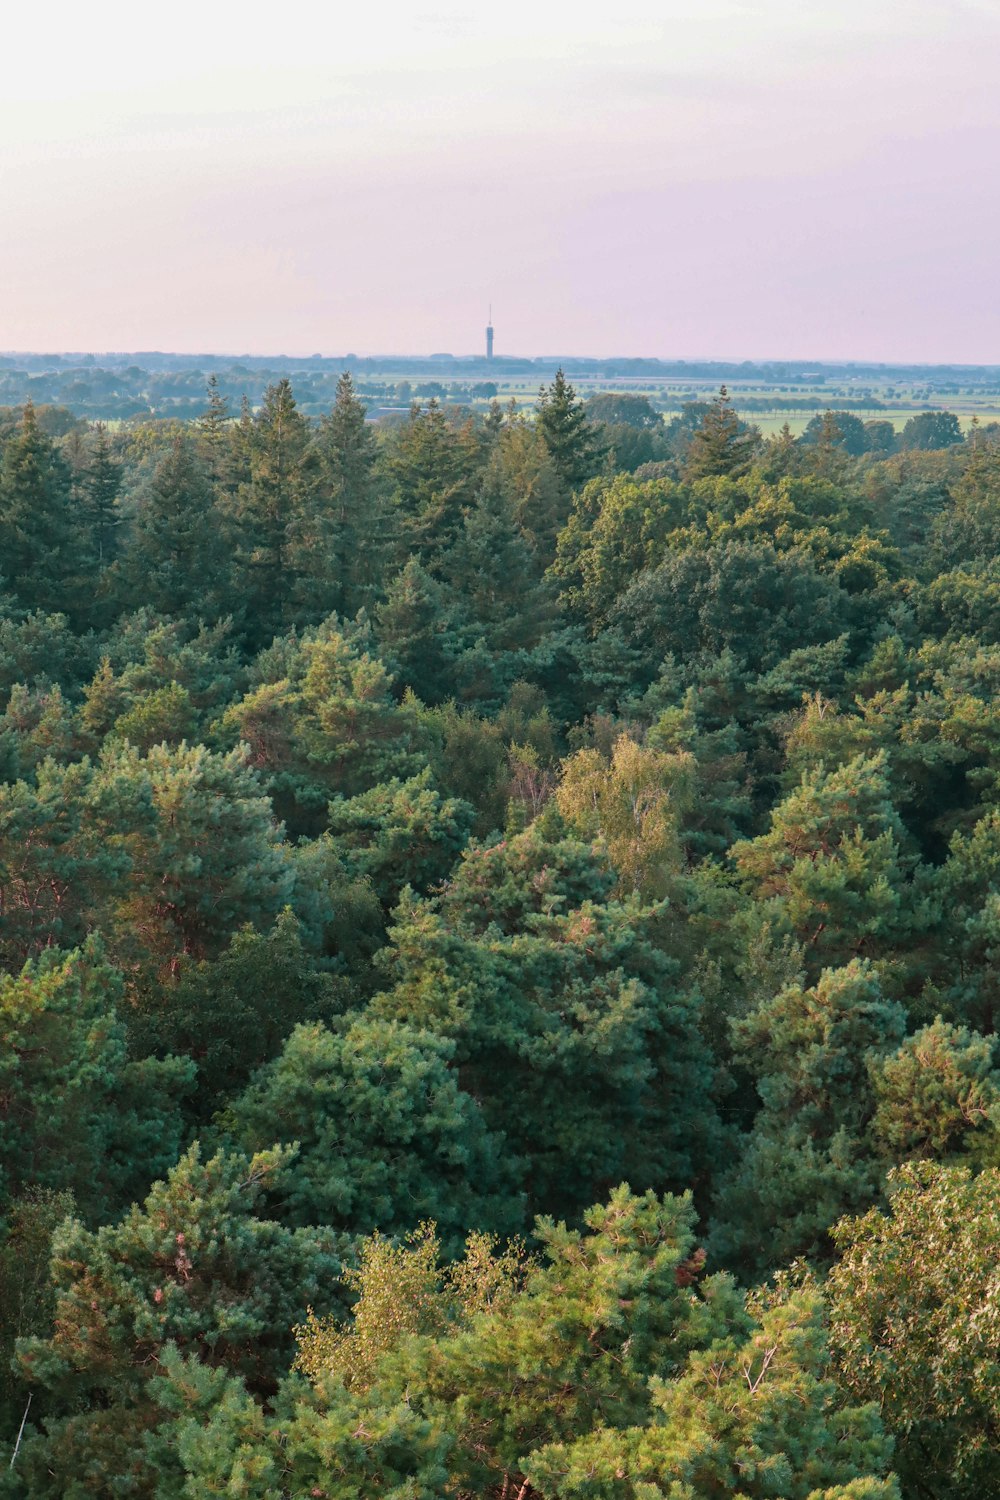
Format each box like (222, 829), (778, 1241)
(4, 349), (1000, 372)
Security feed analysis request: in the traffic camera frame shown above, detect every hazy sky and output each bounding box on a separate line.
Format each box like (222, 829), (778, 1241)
(3, 0), (999, 360)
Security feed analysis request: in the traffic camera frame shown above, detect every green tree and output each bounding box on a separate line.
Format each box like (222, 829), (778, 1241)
(130, 909), (342, 1116)
(229, 378), (314, 644)
(526, 1282), (898, 1500)
(0, 682), (76, 777)
(10, 1145), (347, 1498)
(81, 422), (121, 569)
(91, 739), (293, 970)
(226, 1188), (898, 1500)
(731, 754), (912, 974)
(534, 370), (603, 556)
(386, 399), (482, 570)
(868, 1016), (1000, 1161)
(0, 404), (75, 614)
(802, 409), (869, 458)
(197, 373), (230, 467)
(443, 474), (554, 656)
(617, 540), (854, 675)
(0, 758), (123, 966)
(373, 818), (720, 1218)
(536, 369), (603, 494)
(124, 436), (230, 618)
(899, 410), (963, 451)
(711, 961), (906, 1274)
(0, 940), (191, 1220)
(0, 1188), (74, 1434)
(683, 386), (758, 480)
(223, 623), (423, 834)
(375, 558), (465, 705)
(224, 1015), (522, 1240)
(326, 767), (474, 906)
(551, 472), (691, 629)
(310, 371), (389, 616)
(829, 1163), (1000, 1500)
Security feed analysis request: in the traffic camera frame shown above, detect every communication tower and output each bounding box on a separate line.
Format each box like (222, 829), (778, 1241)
(486, 306), (494, 361)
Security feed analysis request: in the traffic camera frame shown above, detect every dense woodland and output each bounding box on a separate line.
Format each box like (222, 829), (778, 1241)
(0, 373), (998, 1497)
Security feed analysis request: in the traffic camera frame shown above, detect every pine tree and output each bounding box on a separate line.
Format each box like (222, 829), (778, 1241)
(0, 403), (75, 612)
(91, 739), (294, 970)
(375, 557), (462, 704)
(197, 373), (231, 478)
(710, 960), (907, 1275)
(82, 422), (121, 568)
(10, 1144), (347, 1498)
(0, 939), (191, 1220)
(443, 473), (554, 654)
(683, 385), (758, 480)
(308, 371), (389, 617)
(230, 378), (314, 644)
(386, 399), (482, 570)
(123, 434), (230, 617)
(374, 818), (720, 1218)
(536, 368), (603, 494)
(225, 1013), (521, 1240)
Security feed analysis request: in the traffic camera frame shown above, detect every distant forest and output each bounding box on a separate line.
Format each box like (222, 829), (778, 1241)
(0, 372), (997, 1498)
(5, 349), (1000, 420)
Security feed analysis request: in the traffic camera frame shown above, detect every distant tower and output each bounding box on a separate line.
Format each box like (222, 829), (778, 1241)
(485, 306), (494, 362)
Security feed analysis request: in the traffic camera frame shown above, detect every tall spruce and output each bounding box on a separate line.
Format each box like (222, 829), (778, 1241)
(82, 423), (121, 569)
(124, 435), (229, 618)
(0, 403), (75, 612)
(683, 384), (758, 480)
(304, 371), (387, 617)
(533, 369), (603, 559)
(197, 373), (231, 478)
(230, 378), (313, 645)
(386, 399), (482, 571)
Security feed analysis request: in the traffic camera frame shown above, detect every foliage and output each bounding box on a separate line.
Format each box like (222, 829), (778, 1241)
(224, 1015), (522, 1239)
(8, 1145), (347, 1497)
(0, 371), (996, 1495)
(829, 1164), (1000, 1500)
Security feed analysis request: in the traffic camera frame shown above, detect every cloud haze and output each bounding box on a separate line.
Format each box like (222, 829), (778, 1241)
(3, 0), (998, 360)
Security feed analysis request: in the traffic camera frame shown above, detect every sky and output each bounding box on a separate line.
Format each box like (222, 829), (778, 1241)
(2, 0), (999, 361)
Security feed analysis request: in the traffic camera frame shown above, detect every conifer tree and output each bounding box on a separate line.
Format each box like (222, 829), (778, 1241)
(230, 378), (314, 644)
(683, 385), (758, 480)
(308, 371), (389, 616)
(375, 557), (463, 704)
(198, 372), (230, 457)
(386, 399), (482, 569)
(443, 472), (554, 654)
(123, 435), (229, 617)
(82, 423), (121, 565)
(711, 961), (907, 1274)
(0, 939), (191, 1220)
(10, 1145), (347, 1498)
(187, 1189), (896, 1500)
(374, 818), (721, 1217)
(536, 368), (603, 494)
(225, 1013), (522, 1239)
(0, 403), (75, 613)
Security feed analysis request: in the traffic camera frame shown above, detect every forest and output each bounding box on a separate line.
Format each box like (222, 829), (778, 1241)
(0, 372), (997, 1498)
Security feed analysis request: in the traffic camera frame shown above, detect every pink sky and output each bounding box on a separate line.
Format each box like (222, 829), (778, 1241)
(3, 0), (999, 361)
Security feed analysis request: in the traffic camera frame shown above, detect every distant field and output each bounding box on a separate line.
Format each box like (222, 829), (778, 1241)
(747, 409), (1000, 437)
(412, 376), (1000, 436)
(10, 360), (1000, 435)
